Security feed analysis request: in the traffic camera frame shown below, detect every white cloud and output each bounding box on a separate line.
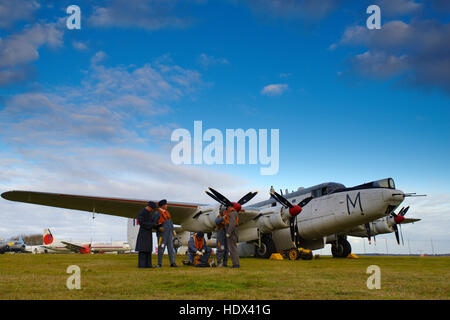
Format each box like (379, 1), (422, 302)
(0, 0), (40, 28)
(335, 20), (450, 92)
(375, 0), (422, 17)
(0, 53), (204, 147)
(197, 53), (229, 68)
(0, 21), (64, 87)
(352, 51), (410, 78)
(72, 40), (88, 51)
(0, 22), (63, 69)
(89, 0), (199, 30)
(261, 83), (288, 96)
(90, 51), (107, 65)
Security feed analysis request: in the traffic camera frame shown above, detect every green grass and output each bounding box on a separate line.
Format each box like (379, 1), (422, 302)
(0, 254), (449, 300)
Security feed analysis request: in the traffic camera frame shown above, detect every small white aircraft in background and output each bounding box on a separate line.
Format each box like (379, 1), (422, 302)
(2, 177), (423, 259)
(40, 228), (131, 254)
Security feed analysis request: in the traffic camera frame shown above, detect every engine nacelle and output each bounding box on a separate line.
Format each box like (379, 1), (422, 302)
(181, 205), (220, 232)
(372, 219), (394, 235)
(254, 207), (289, 233)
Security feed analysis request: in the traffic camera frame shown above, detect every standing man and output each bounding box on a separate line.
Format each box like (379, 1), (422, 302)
(226, 205), (240, 268)
(215, 206), (230, 267)
(156, 199), (178, 268)
(135, 201), (158, 268)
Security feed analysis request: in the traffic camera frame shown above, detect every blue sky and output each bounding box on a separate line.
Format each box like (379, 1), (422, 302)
(0, 0), (449, 252)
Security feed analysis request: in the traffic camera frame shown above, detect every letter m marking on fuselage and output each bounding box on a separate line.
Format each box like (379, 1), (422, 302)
(346, 192), (364, 215)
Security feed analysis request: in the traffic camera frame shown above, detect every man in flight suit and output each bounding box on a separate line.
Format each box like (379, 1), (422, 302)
(135, 201), (158, 268)
(215, 206), (230, 267)
(187, 231), (213, 267)
(156, 199), (178, 268)
(226, 205), (240, 268)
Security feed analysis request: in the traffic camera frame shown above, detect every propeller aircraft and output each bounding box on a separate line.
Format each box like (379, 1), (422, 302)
(1, 177), (423, 259)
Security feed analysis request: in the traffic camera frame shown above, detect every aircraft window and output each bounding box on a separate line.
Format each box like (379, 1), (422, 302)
(321, 187), (327, 195)
(271, 202), (276, 207)
(373, 178), (395, 189)
(389, 178), (395, 189)
(292, 199), (297, 203)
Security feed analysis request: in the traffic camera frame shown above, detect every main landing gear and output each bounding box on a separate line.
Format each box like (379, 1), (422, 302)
(254, 235), (275, 259)
(331, 237), (351, 258)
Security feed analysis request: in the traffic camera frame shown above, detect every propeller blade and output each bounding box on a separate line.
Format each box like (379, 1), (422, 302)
(205, 191), (227, 207)
(399, 224), (404, 246)
(237, 191), (258, 206)
(298, 196), (313, 208)
(289, 219), (295, 244)
(270, 191), (293, 208)
(401, 206), (410, 216)
(393, 224), (400, 245)
(208, 187), (233, 207)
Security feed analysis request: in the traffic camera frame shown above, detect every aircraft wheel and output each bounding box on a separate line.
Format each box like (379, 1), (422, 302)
(301, 251), (313, 260)
(332, 238), (351, 258)
(288, 248), (300, 260)
(255, 236), (275, 259)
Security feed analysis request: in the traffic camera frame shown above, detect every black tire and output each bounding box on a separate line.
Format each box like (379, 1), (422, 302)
(255, 236), (275, 259)
(300, 251), (313, 260)
(331, 238), (351, 258)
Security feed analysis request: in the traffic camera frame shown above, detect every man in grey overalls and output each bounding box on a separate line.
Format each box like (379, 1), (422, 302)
(215, 206), (230, 267)
(226, 206), (240, 268)
(156, 199), (178, 268)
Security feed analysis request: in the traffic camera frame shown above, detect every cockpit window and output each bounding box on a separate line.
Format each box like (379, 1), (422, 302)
(373, 178), (395, 189)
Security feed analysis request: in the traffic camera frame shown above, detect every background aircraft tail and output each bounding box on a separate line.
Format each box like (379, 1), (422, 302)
(43, 228), (54, 245)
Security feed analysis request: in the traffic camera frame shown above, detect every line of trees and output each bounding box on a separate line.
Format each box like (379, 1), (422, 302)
(10, 234), (42, 245)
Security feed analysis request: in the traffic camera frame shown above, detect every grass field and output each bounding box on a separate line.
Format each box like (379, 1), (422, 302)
(0, 254), (449, 300)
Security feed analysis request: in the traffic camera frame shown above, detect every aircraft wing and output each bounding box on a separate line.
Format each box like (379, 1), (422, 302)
(61, 241), (87, 253)
(237, 206), (265, 224)
(1, 190), (204, 225)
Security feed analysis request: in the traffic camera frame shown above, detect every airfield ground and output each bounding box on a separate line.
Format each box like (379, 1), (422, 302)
(0, 254), (449, 300)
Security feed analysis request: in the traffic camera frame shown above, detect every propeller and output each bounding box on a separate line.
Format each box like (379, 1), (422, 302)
(391, 206), (410, 245)
(205, 187), (258, 212)
(270, 190), (313, 248)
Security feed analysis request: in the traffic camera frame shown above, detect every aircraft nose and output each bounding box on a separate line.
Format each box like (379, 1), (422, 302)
(384, 189), (405, 205)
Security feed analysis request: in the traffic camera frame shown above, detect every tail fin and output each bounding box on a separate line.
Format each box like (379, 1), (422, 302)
(43, 228), (54, 245)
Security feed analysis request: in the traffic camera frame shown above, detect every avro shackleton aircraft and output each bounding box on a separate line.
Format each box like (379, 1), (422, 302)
(1, 177), (421, 258)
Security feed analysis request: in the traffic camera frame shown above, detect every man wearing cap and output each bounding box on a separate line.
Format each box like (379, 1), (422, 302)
(135, 201), (158, 268)
(215, 206), (230, 267)
(156, 199), (178, 267)
(187, 232), (213, 267)
(226, 205), (240, 268)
